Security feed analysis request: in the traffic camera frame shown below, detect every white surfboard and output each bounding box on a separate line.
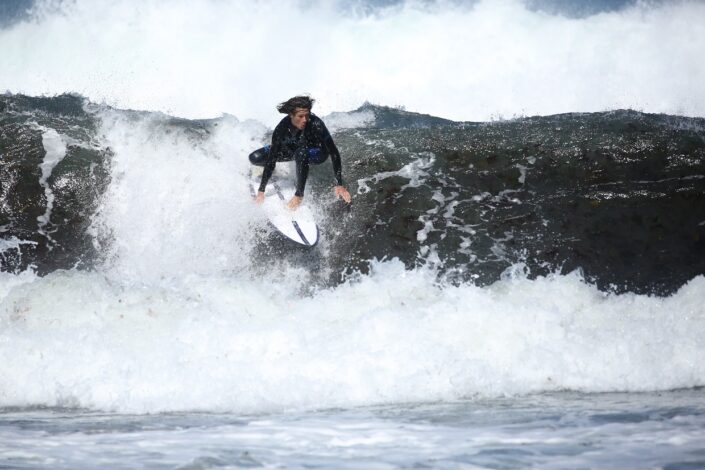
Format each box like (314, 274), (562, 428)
(249, 167), (319, 246)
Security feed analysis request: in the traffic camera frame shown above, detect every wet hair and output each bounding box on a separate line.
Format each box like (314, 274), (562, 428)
(277, 95), (315, 114)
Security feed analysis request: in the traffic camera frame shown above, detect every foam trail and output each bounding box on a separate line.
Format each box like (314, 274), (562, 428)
(1, 0), (704, 121)
(36, 128), (67, 246)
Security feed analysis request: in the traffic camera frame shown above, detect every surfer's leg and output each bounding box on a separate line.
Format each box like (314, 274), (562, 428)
(248, 145), (271, 166)
(306, 146), (329, 165)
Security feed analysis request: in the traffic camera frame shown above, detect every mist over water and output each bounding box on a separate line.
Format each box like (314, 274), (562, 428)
(2, 0), (705, 122)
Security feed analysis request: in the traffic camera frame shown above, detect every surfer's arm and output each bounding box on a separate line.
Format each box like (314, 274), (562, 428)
(294, 158), (309, 197)
(258, 161), (276, 193)
(314, 119), (349, 202)
(326, 143), (351, 203)
(328, 140), (344, 187)
(314, 118), (344, 186)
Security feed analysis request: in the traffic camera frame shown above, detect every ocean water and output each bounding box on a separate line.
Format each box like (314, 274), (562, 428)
(2, 390), (705, 469)
(2, 0), (705, 468)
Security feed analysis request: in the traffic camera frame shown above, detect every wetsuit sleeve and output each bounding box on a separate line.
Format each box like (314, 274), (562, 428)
(258, 161), (276, 193)
(315, 118), (344, 186)
(258, 120), (286, 193)
(294, 159), (309, 197)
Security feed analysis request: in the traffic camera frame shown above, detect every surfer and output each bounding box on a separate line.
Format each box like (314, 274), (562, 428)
(249, 95), (352, 209)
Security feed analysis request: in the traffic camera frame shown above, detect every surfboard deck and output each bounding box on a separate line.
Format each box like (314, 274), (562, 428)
(249, 167), (319, 246)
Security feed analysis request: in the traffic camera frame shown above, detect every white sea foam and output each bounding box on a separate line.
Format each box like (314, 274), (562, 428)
(0, 260), (704, 414)
(0, 102), (702, 414)
(356, 154), (435, 195)
(324, 109), (376, 132)
(1, 0), (704, 122)
(1, 111), (704, 413)
(88, 108), (264, 282)
(35, 128), (68, 244)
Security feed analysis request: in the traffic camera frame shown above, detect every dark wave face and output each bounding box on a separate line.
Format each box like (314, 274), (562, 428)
(323, 106), (705, 295)
(0, 94), (111, 274)
(2, 93), (705, 295)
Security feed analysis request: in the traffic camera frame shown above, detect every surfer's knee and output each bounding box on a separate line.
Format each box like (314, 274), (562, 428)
(293, 147), (327, 165)
(249, 145), (271, 166)
(306, 147), (328, 165)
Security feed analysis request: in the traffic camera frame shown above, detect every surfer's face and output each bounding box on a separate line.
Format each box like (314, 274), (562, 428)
(289, 108), (310, 130)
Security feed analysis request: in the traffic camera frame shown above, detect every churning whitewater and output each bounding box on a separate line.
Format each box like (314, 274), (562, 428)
(2, 257), (705, 414)
(1, 93), (705, 414)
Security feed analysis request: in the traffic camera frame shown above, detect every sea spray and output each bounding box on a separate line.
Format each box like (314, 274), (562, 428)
(2, 0), (704, 121)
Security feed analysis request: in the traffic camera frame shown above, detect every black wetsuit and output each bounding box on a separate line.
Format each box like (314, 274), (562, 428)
(249, 114), (343, 197)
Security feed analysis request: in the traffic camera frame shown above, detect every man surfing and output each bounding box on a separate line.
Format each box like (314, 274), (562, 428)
(249, 95), (352, 209)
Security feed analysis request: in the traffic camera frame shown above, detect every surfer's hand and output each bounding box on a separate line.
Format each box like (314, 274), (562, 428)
(254, 191), (265, 204)
(334, 185), (351, 203)
(287, 195), (302, 210)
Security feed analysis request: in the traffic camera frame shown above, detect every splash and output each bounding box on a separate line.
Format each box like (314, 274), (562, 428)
(0, 259), (704, 414)
(1, 0), (704, 121)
